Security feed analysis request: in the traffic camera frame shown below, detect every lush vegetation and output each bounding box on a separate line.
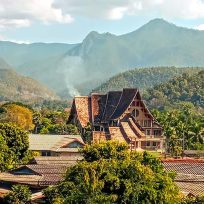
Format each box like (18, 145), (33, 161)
(181, 195), (204, 204)
(144, 70), (204, 110)
(44, 142), (180, 204)
(0, 123), (30, 171)
(0, 101), (78, 135)
(3, 185), (31, 204)
(153, 103), (204, 156)
(0, 103), (34, 131)
(94, 67), (203, 94)
(33, 108), (78, 135)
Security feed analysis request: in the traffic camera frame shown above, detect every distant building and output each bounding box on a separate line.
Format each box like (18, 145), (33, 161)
(29, 134), (84, 157)
(68, 88), (164, 151)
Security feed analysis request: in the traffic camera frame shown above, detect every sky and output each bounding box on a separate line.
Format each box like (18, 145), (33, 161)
(1, 0), (204, 44)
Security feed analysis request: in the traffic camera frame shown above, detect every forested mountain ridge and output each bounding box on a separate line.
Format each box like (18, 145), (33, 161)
(94, 67), (203, 93)
(0, 59), (59, 102)
(2, 19), (204, 98)
(144, 70), (204, 109)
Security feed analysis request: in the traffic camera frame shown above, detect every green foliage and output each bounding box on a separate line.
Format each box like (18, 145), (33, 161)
(152, 104), (204, 156)
(0, 123), (30, 171)
(44, 141), (180, 204)
(3, 185), (31, 204)
(0, 103), (34, 131)
(83, 123), (92, 143)
(94, 67), (202, 94)
(145, 71), (204, 110)
(181, 195), (204, 204)
(33, 109), (79, 135)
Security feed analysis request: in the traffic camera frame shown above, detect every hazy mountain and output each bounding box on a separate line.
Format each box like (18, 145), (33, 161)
(1, 18), (204, 98)
(0, 59), (59, 102)
(93, 67), (204, 93)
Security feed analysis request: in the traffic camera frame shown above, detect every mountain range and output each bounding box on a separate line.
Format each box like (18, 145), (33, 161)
(1, 18), (204, 98)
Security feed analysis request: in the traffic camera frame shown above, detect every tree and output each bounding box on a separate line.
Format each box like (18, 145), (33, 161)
(152, 104), (204, 156)
(44, 142), (180, 204)
(181, 195), (204, 204)
(0, 123), (30, 171)
(3, 185), (31, 204)
(0, 104), (34, 131)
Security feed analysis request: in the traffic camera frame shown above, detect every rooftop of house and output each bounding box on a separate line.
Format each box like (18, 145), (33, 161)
(70, 88), (152, 128)
(29, 134), (84, 152)
(31, 156), (83, 165)
(0, 156), (83, 189)
(163, 159), (204, 196)
(0, 164), (70, 187)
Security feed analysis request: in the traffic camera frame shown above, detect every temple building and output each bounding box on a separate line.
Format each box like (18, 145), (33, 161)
(68, 88), (165, 151)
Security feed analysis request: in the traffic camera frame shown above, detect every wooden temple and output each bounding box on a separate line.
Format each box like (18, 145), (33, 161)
(68, 88), (165, 151)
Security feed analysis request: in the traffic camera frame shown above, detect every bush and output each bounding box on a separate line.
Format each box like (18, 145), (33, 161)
(4, 185), (31, 204)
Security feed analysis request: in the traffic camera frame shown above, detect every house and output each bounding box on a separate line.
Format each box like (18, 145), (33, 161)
(68, 88), (164, 151)
(0, 156), (81, 189)
(29, 134), (84, 157)
(163, 159), (204, 196)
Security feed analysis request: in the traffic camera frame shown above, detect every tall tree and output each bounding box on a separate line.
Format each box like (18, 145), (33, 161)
(0, 103), (34, 131)
(44, 142), (180, 204)
(0, 123), (30, 171)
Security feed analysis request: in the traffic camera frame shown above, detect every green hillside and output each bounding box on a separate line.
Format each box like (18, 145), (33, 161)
(0, 59), (59, 102)
(144, 70), (204, 109)
(94, 67), (203, 93)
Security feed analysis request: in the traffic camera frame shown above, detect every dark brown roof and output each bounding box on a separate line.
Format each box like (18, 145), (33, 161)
(110, 89), (138, 120)
(91, 94), (107, 123)
(0, 164), (71, 187)
(102, 91), (122, 121)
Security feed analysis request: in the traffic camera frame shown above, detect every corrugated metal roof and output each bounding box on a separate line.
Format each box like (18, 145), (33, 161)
(29, 134), (84, 151)
(163, 161), (204, 196)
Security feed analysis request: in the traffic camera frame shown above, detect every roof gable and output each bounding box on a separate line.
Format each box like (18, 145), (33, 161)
(12, 166), (41, 176)
(61, 140), (84, 148)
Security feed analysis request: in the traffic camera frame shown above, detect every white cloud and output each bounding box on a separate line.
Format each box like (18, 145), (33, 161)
(1, 0), (204, 30)
(195, 24), (204, 30)
(0, 0), (73, 29)
(0, 19), (30, 29)
(53, 0), (204, 20)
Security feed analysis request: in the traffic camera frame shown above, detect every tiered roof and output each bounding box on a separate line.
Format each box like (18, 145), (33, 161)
(72, 88), (142, 126)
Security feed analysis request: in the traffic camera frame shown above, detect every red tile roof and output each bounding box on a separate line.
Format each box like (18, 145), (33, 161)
(74, 96), (90, 127)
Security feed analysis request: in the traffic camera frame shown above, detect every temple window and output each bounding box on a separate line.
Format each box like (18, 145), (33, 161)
(153, 130), (161, 136)
(144, 120), (151, 127)
(153, 142), (157, 146)
(132, 109), (139, 117)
